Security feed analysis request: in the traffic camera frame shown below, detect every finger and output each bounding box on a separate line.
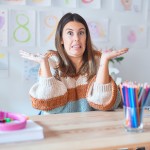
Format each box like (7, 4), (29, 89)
(37, 53), (44, 57)
(20, 50), (38, 58)
(103, 49), (113, 53)
(21, 56), (34, 61)
(21, 55), (39, 62)
(19, 50), (30, 55)
(116, 48), (128, 54)
(20, 53), (32, 58)
(118, 48), (129, 53)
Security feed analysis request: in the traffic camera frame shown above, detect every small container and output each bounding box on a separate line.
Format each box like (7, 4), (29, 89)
(123, 106), (144, 132)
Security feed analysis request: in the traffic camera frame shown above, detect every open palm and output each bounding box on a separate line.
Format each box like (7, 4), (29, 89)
(101, 48), (128, 62)
(19, 50), (48, 64)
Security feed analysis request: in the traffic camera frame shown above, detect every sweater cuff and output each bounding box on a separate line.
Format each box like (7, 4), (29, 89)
(87, 82), (112, 105)
(39, 77), (56, 87)
(91, 82), (112, 104)
(86, 76), (117, 110)
(93, 82), (112, 95)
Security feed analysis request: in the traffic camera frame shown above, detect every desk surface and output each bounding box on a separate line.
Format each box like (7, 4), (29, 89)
(1, 109), (150, 150)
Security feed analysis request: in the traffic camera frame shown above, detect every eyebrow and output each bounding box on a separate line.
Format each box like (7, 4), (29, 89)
(65, 28), (86, 31)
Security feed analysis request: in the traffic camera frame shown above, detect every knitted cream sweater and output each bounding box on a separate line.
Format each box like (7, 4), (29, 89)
(29, 50), (121, 114)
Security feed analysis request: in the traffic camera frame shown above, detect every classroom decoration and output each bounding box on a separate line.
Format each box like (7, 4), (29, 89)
(0, 9), (8, 47)
(113, 0), (142, 12)
(0, 50), (8, 77)
(26, 0), (51, 6)
(120, 81), (150, 132)
(23, 59), (39, 82)
(39, 10), (62, 49)
(87, 18), (109, 42)
(78, 0), (101, 9)
(147, 0), (150, 23)
(51, 0), (77, 8)
(0, 0), (26, 5)
(10, 10), (36, 47)
(120, 25), (147, 48)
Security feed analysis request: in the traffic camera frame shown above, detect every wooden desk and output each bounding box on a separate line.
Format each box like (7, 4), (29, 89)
(1, 109), (150, 150)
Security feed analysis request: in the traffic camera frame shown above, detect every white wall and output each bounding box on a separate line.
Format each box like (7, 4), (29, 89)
(0, 0), (150, 115)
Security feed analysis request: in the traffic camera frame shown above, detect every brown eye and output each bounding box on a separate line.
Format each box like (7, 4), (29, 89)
(67, 31), (73, 36)
(79, 31), (85, 36)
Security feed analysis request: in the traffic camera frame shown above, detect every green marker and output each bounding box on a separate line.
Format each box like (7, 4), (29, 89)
(4, 118), (11, 123)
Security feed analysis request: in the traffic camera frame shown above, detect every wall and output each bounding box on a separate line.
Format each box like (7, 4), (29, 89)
(0, 0), (150, 115)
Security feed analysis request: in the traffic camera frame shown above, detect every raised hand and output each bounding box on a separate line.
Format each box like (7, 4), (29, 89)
(19, 50), (48, 64)
(101, 48), (128, 63)
(20, 50), (52, 77)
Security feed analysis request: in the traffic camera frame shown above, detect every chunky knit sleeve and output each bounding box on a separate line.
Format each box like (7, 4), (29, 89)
(86, 76), (121, 110)
(29, 77), (68, 111)
(29, 50), (68, 111)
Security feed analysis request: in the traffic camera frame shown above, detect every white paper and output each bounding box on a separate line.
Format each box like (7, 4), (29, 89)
(26, 0), (51, 6)
(0, 0), (25, 5)
(0, 51), (8, 78)
(87, 18), (109, 42)
(10, 10), (36, 47)
(39, 10), (62, 49)
(23, 59), (39, 82)
(113, 0), (142, 12)
(0, 9), (8, 47)
(0, 120), (44, 144)
(51, 0), (76, 8)
(78, 0), (101, 9)
(120, 25), (147, 48)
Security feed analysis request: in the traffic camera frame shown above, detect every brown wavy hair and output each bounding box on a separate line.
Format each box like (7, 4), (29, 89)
(55, 12), (99, 80)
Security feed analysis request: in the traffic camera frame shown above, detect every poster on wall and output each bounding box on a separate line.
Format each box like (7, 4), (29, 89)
(78, 0), (101, 9)
(26, 0), (51, 6)
(147, 0), (150, 23)
(0, 50), (8, 78)
(51, 0), (76, 8)
(9, 10), (36, 47)
(148, 26), (150, 48)
(120, 25), (147, 48)
(0, 9), (8, 47)
(0, 0), (25, 5)
(39, 10), (62, 50)
(113, 0), (142, 12)
(87, 18), (109, 42)
(23, 59), (39, 82)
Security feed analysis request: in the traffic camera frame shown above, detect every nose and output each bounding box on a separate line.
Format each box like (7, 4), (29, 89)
(74, 33), (79, 41)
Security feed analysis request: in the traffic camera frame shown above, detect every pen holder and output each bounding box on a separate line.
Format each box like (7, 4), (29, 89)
(123, 106), (144, 132)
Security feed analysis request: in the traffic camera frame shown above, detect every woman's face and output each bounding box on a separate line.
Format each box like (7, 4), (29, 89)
(61, 21), (86, 59)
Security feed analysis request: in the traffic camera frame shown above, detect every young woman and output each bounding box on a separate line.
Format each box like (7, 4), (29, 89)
(20, 13), (128, 114)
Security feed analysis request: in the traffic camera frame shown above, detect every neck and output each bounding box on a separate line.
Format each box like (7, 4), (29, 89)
(70, 57), (83, 73)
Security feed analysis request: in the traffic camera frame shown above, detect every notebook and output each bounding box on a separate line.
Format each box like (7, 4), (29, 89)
(0, 120), (44, 144)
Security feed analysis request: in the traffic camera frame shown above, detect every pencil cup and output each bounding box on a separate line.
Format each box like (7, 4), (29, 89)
(123, 106), (144, 132)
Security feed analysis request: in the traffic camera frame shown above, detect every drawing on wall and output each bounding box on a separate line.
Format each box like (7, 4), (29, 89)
(113, 0), (142, 12)
(23, 59), (39, 82)
(120, 25), (147, 48)
(147, 0), (150, 23)
(26, 0), (51, 6)
(39, 11), (62, 49)
(0, 10), (8, 47)
(51, 0), (76, 8)
(0, 0), (25, 5)
(87, 19), (109, 42)
(10, 10), (36, 47)
(78, 0), (101, 9)
(0, 51), (8, 77)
